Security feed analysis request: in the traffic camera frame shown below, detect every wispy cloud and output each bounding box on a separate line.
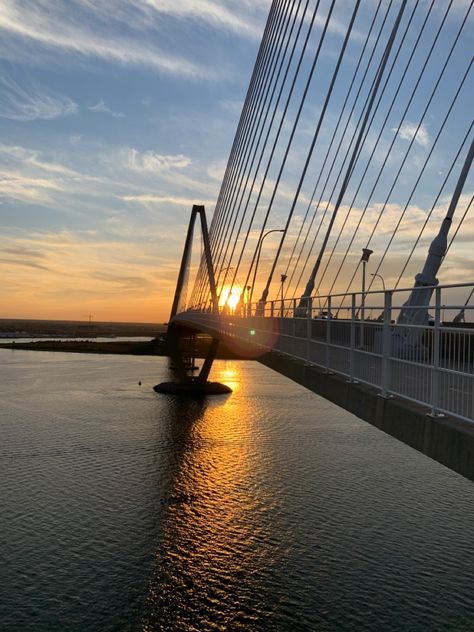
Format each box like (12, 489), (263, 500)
(127, 149), (191, 172)
(0, 74), (77, 121)
(0, 0), (221, 78)
(92, 270), (154, 292)
(4, 245), (47, 259)
(0, 143), (77, 174)
(0, 256), (51, 271)
(394, 121), (431, 148)
(73, 0), (267, 39)
(0, 229), (181, 320)
(121, 194), (214, 207)
(130, 0), (266, 39)
(0, 144), (91, 205)
(88, 99), (124, 118)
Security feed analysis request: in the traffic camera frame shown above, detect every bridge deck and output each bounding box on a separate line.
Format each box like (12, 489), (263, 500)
(172, 310), (474, 481)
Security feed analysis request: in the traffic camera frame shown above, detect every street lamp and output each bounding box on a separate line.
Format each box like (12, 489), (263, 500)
(245, 285), (252, 317)
(370, 272), (385, 292)
(360, 248), (373, 347)
(360, 248), (373, 316)
(280, 274), (287, 318)
(251, 229), (284, 308)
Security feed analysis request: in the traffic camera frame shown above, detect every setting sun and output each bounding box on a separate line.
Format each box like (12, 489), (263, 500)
(219, 287), (242, 312)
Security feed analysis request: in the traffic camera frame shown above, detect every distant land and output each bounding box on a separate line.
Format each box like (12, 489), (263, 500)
(0, 319), (241, 359)
(0, 318), (167, 339)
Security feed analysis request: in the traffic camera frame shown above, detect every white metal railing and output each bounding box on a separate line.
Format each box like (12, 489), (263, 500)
(178, 283), (474, 423)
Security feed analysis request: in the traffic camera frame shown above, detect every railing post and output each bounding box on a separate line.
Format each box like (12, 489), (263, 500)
(307, 297), (312, 362)
(430, 286), (442, 416)
(350, 293), (356, 382)
(381, 290), (392, 397)
(271, 301), (274, 318)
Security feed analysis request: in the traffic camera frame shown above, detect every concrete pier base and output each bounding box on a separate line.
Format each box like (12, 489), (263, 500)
(260, 351), (474, 482)
(154, 381), (232, 396)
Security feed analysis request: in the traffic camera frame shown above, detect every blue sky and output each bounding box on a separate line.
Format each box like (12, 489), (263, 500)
(0, 0), (472, 322)
(0, 0), (270, 321)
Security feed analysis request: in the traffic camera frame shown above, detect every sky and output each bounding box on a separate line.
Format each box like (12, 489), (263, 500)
(0, 0), (270, 322)
(1, 0), (472, 324)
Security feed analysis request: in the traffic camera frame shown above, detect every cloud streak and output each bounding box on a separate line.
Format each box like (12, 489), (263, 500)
(127, 149), (191, 172)
(0, 74), (77, 121)
(121, 194), (215, 207)
(74, 0), (267, 39)
(0, 0), (221, 78)
(88, 99), (124, 118)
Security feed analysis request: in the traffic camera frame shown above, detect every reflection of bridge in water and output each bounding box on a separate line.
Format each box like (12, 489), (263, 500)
(159, 1), (474, 480)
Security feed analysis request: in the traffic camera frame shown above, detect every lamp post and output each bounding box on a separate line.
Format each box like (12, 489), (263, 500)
(360, 248), (373, 347)
(280, 274), (287, 318)
(246, 285), (252, 316)
(360, 248), (373, 316)
(371, 273), (386, 321)
(370, 272), (385, 292)
(251, 229), (284, 310)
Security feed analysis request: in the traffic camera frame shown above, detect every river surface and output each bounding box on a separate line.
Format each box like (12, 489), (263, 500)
(1, 350), (473, 631)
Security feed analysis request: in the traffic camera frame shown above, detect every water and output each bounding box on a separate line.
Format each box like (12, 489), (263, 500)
(1, 349), (473, 631)
(1, 337), (154, 343)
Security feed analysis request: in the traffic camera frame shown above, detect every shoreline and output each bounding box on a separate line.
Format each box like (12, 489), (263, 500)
(0, 339), (243, 359)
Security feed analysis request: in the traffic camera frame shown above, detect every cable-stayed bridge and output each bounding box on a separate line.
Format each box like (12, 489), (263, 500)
(159, 0), (474, 480)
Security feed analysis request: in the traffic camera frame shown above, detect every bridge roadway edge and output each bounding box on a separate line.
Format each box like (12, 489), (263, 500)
(258, 351), (474, 483)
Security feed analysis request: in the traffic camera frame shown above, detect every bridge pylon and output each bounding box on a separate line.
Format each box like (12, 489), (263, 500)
(154, 205), (231, 396)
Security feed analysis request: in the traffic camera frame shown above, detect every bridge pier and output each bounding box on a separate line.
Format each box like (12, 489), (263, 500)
(154, 203), (231, 396)
(154, 326), (231, 396)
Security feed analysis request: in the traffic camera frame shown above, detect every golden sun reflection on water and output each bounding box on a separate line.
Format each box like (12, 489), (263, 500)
(212, 361), (242, 394)
(144, 362), (275, 630)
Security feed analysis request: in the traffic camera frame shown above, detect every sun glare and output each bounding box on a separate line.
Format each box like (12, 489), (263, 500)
(219, 287), (242, 312)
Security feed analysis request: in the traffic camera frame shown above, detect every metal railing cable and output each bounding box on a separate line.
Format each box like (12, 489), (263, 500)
(190, 1), (281, 306)
(223, 0), (313, 305)
(216, 0), (307, 298)
(207, 0), (323, 305)
(279, 0), (384, 285)
(293, 0), (408, 305)
(445, 194), (474, 258)
(308, 0), (437, 300)
(337, 0), (473, 302)
(213, 0), (300, 291)
(210, 0), (293, 278)
(394, 122), (474, 289)
(281, 0), (411, 300)
(237, 0), (335, 298)
(194, 0), (292, 307)
(209, 0), (283, 240)
(257, 0), (363, 304)
(318, 0), (467, 303)
(366, 61), (473, 293)
(190, 0), (285, 306)
(303, 0), (430, 299)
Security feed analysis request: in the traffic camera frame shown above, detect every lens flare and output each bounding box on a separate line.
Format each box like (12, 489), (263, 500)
(219, 287), (241, 312)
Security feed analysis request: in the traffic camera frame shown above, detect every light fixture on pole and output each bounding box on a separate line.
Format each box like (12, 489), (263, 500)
(370, 272), (385, 292)
(280, 274), (287, 318)
(246, 285), (252, 316)
(360, 248), (373, 312)
(251, 229), (284, 307)
(360, 248), (373, 347)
